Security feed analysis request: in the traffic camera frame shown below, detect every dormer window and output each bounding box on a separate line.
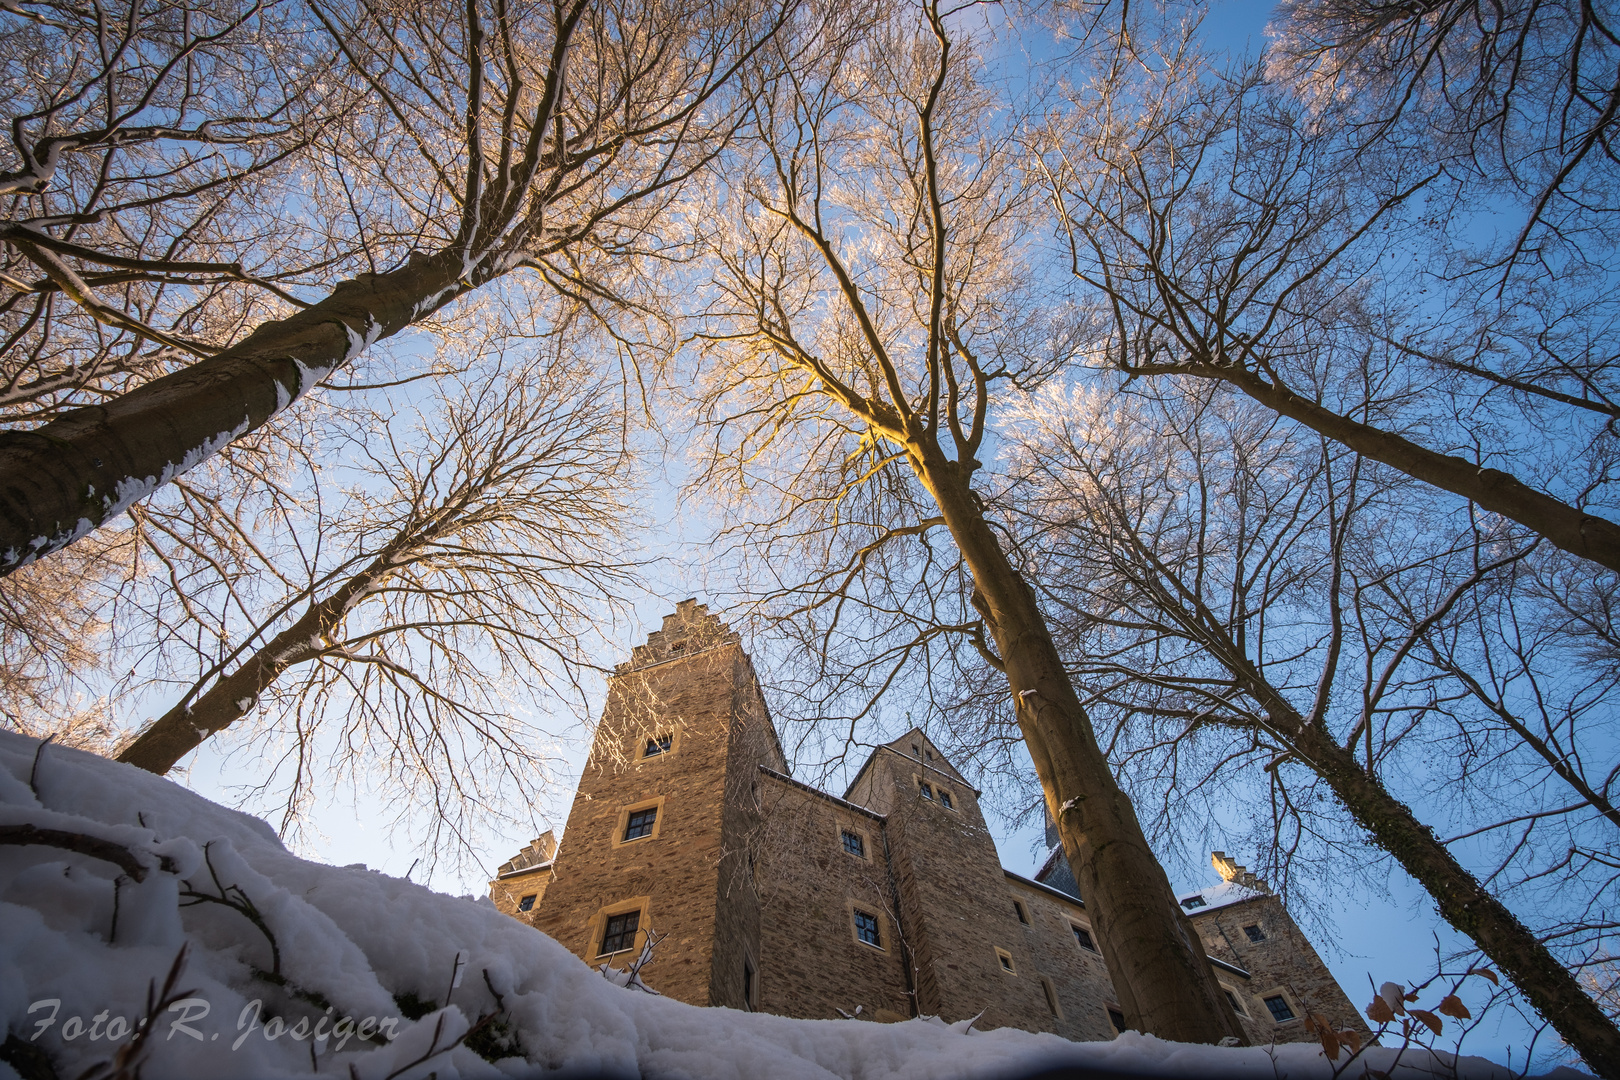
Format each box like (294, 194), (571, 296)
(911, 743), (921, 757)
(1181, 895), (1207, 909)
(644, 733), (673, 757)
(925, 749), (933, 761)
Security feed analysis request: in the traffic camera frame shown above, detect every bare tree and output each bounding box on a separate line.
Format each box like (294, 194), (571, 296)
(1001, 378), (1620, 1071)
(1269, 0), (1620, 272)
(0, 0), (783, 573)
(687, 0), (1246, 1043)
(1040, 39), (1620, 579)
(107, 337), (641, 858)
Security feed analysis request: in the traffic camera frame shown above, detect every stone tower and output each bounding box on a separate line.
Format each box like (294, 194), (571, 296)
(528, 600), (786, 1007)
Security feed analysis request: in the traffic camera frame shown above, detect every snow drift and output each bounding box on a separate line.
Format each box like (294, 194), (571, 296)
(0, 732), (1579, 1079)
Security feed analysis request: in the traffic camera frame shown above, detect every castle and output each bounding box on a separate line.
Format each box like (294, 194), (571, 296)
(490, 600), (1366, 1044)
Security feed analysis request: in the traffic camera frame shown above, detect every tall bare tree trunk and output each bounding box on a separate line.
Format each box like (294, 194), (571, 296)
(0, 253), (470, 576)
(922, 453), (1248, 1044)
(115, 550), (394, 774)
(1198, 365), (1620, 576)
(1222, 652), (1620, 1073)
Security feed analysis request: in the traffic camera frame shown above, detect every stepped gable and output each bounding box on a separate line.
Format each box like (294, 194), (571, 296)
(498, 831), (557, 876)
(618, 598), (740, 673)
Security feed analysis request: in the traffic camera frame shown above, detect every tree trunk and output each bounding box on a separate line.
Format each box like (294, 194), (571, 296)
(1208, 364), (1620, 576)
(920, 454), (1248, 1045)
(0, 250), (473, 576)
(1231, 660), (1620, 1074)
(117, 553), (391, 773)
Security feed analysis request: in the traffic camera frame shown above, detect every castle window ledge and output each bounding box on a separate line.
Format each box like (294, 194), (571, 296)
(1208, 956), (1251, 980)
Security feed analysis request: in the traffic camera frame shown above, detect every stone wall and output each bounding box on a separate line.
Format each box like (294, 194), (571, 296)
(1002, 875), (1119, 1041)
(847, 731), (1080, 1036)
(750, 770), (912, 1021)
(1190, 894), (1369, 1042)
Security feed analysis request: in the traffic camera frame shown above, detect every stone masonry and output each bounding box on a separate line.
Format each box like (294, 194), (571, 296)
(500, 601), (1368, 1045)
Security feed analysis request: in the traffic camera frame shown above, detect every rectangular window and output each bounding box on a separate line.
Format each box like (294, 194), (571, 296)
(517, 894), (537, 912)
(743, 957), (755, 1010)
(1264, 995), (1296, 1023)
(643, 733), (673, 757)
(996, 947), (1016, 973)
(1243, 924), (1266, 942)
(939, 790), (954, 809)
(1013, 900), (1029, 924)
(623, 807), (658, 841)
(1107, 1007), (1127, 1034)
(1180, 895), (1207, 909)
(600, 910), (640, 955)
(854, 910), (882, 948)
(1072, 925), (1096, 952)
(841, 830), (865, 858)
(1040, 977), (1061, 1017)
(1223, 989), (1246, 1015)
(919, 781), (934, 800)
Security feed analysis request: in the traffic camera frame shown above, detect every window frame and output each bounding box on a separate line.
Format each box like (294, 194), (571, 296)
(1013, 899), (1029, 925)
(1243, 923), (1267, 942)
(1039, 975), (1063, 1019)
(938, 789), (955, 810)
(1221, 986), (1248, 1016)
(1261, 991), (1298, 1024)
(635, 729), (681, 762)
(611, 795), (668, 847)
(840, 829), (867, 859)
(516, 893), (537, 913)
(600, 909), (641, 956)
(918, 780), (934, 801)
(852, 907), (884, 950)
(1180, 895), (1207, 909)
(1071, 923), (1098, 953)
(995, 946), (1017, 974)
(587, 895), (651, 960)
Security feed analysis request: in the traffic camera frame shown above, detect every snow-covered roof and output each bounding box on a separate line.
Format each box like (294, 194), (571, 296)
(1178, 878), (1268, 913)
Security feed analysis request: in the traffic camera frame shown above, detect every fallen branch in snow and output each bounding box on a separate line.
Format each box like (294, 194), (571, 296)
(598, 928), (666, 994)
(180, 842), (282, 977)
(77, 944), (195, 1080)
(28, 735), (52, 796)
(0, 823), (177, 881)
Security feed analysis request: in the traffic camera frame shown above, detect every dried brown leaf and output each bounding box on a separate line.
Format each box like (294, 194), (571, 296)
(1437, 994), (1471, 1020)
(1411, 1008), (1444, 1036)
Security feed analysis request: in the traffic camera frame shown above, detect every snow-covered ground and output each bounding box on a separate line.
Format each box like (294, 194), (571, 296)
(0, 732), (1587, 1079)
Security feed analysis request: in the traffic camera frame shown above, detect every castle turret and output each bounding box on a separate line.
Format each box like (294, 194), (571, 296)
(525, 600), (785, 1008)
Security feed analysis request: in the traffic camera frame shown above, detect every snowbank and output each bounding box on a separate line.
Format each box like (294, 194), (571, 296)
(0, 732), (1579, 1079)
